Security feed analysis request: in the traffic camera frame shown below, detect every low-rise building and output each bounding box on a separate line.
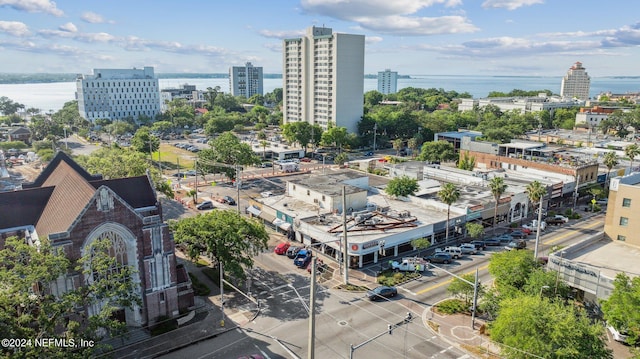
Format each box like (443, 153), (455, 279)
(458, 94), (584, 115)
(604, 172), (640, 245)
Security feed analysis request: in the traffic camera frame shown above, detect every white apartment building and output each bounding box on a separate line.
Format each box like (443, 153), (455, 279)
(560, 62), (591, 100)
(377, 69), (398, 94)
(76, 67), (161, 122)
(282, 26), (364, 133)
(229, 62), (263, 99)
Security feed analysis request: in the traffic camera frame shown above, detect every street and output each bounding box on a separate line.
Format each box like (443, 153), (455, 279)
(160, 214), (605, 359)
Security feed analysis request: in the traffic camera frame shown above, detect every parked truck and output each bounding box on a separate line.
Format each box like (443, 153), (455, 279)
(390, 257), (427, 272)
(280, 162), (299, 173)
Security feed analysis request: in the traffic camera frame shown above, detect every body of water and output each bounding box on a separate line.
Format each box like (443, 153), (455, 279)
(1, 76), (639, 113)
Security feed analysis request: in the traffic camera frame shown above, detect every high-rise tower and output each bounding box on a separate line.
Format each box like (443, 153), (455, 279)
(229, 62), (263, 99)
(561, 62), (591, 100)
(377, 69), (398, 95)
(282, 26), (364, 133)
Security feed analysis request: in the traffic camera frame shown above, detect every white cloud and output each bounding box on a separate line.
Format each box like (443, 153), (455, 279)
(59, 22), (77, 33)
(38, 29), (115, 43)
(81, 11), (111, 24)
(0, 21), (30, 36)
(258, 29), (306, 39)
(357, 15), (478, 36)
(0, 0), (63, 16)
(481, 0), (544, 11)
(300, 0), (476, 36)
(365, 36), (383, 44)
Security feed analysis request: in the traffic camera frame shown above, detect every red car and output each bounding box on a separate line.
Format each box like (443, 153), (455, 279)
(274, 242), (290, 255)
(516, 227), (532, 235)
(300, 157), (312, 162)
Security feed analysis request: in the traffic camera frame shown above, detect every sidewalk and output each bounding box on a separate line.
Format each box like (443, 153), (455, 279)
(423, 304), (501, 358)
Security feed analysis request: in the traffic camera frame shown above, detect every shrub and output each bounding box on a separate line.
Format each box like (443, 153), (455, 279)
(436, 299), (468, 314)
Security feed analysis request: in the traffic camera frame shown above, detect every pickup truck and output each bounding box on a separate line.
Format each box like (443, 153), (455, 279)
(391, 258), (426, 272)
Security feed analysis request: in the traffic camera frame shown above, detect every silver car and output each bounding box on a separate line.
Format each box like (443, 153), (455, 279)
(459, 243), (478, 255)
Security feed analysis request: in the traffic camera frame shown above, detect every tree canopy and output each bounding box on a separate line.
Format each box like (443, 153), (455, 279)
(197, 132), (261, 179)
(0, 236), (140, 358)
(385, 176), (419, 198)
(601, 273), (640, 346)
(417, 141), (456, 163)
(169, 211), (269, 280)
(488, 249), (538, 291)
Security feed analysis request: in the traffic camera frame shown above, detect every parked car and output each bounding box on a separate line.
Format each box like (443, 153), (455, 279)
(469, 240), (486, 250)
(517, 227), (532, 235)
(261, 162), (273, 168)
(274, 242), (290, 255)
(223, 196), (236, 205)
(367, 286), (398, 301)
(238, 355), (265, 359)
(286, 246), (301, 259)
(172, 172), (188, 178)
(596, 198), (608, 205)
(553, 215), (569, 223)
(523, 220), (547, 231)
(196, 200), (214, 210)
(435, 246), (462, 259)
(364, 151), (374, 156)
(294, 249), (312, 268)
(607, 324), (629, 343)
(509, 230), (528, 239)
(545, 217), (565, 226)
(495, 234), (514, 242)
(459, 243), (478, 255)
(505, 239), (527, 251)
(483, 237), (502, 246)
(300, 157), (312, 162)
(423, 252), (452, 264)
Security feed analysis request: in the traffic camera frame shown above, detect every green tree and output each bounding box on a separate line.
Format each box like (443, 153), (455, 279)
(525, 180), (547, 240)
(75, 147), (173, 198)
(601, 273), (640, 347)
(0, 96), (25, 115)
(282, 121), (313, 149)
(457, 151), (476, 171)
(204, 86), (221, 109)
(0, 236), (140, 358)
(364, 90), (383, 108)
(130, 127), (160, 154)
(417, 141), (456, 163)
(489, 177), (508, 234)
(385, 175), (419, 198)
(491, 295), (612, 359)
(198, 132), (260, 179)
(602, 151), (619, 187)
(321, 126), (348, 152)
(169, 211), (269, 280)
(392, 138), (404, 156)
(438, 183), (460, 241)
(152, 120), (175, 134)
(334, 153), (349, 166)
(625, 144), (640, 171)
(465, 222), (484, 239)
(447, 273), (482, 306)
(410, 238), (431, 257)
(488, 249), (537, 291)
(407, 138), (418, 158)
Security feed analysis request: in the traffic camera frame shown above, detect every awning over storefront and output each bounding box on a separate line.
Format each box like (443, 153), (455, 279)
(247, 205), (261, 216)
(272, 218), (292, 231)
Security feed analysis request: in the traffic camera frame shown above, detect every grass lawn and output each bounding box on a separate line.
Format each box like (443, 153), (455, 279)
(152, 143), (195, 170)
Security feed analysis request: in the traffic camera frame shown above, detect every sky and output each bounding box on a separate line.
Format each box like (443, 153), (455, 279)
(1, 0), (640, 77)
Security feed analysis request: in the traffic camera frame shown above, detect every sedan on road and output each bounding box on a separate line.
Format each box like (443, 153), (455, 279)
(424, 252), (452, 264)
(459, 243), (478, 255)
(196, 201), (214, 210)
(367, 286), (398, 301)
(509, 230), (528, 239)
(483, 238), (502, 246)
(274, 242), (290, 255)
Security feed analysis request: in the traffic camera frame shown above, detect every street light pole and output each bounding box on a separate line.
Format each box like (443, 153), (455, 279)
(534, 195), (543, 260)
(342, 186), (349, 285)
(373, 123), (377, 153)
(307, 257), (316, 359)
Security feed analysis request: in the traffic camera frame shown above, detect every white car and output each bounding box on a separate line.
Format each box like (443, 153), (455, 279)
(523, 220), (547, 232)
(459, 243), (478, 255)
(435, 246), (462, 259)
(607, 324), (628, 343)
(553, 215), (569, 223)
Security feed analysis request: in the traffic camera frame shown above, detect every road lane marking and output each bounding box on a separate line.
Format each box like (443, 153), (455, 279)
(416, 264), (489, 295)
(542, 219), (603, 245)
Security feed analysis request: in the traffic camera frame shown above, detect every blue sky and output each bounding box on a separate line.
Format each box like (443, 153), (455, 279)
(1, 0), (640, 76)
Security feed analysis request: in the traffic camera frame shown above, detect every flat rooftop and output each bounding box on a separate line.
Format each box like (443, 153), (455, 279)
(564, 239), (640, 279)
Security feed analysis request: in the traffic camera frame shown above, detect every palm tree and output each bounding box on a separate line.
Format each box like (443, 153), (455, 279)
(602, 151), (619, 187)
(260, 140), (268, 159)
(489, 177), (508, 234)
(392, 138), (404, 156)
(526, 180), (547, 259)
(438, 183), (460, 242)
(407, 138), (418, 158)
(625, 144), (639, 171)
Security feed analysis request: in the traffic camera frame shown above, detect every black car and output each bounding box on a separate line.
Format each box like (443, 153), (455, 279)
(196, 201), (214, 210)
(423, 252), (452, 264)
(483, 237), (502, 246)
(505, 240), (526, 251)
(286, 246), (301, 259)
(509, 230), (528, 239)
(367, 286), (398, 301)
(469, 240), (486, 250)
(224, 196), (236, 205)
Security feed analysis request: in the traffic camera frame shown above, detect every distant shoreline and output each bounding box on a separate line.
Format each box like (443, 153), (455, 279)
(0, 73), (411, 84)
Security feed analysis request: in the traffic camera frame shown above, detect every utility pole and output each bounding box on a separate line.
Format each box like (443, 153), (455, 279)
(471, 267), (479, 329)
(373, 123), (377, 153)
(236, 164), (241, 214)
(194, 159), (198, 202)
(572, 174), (580, 211)
(308, 257), (316, 359)
(220, 259), (225, 327)
(342, 186), (349, 285)
(534, 195), (543, 260)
